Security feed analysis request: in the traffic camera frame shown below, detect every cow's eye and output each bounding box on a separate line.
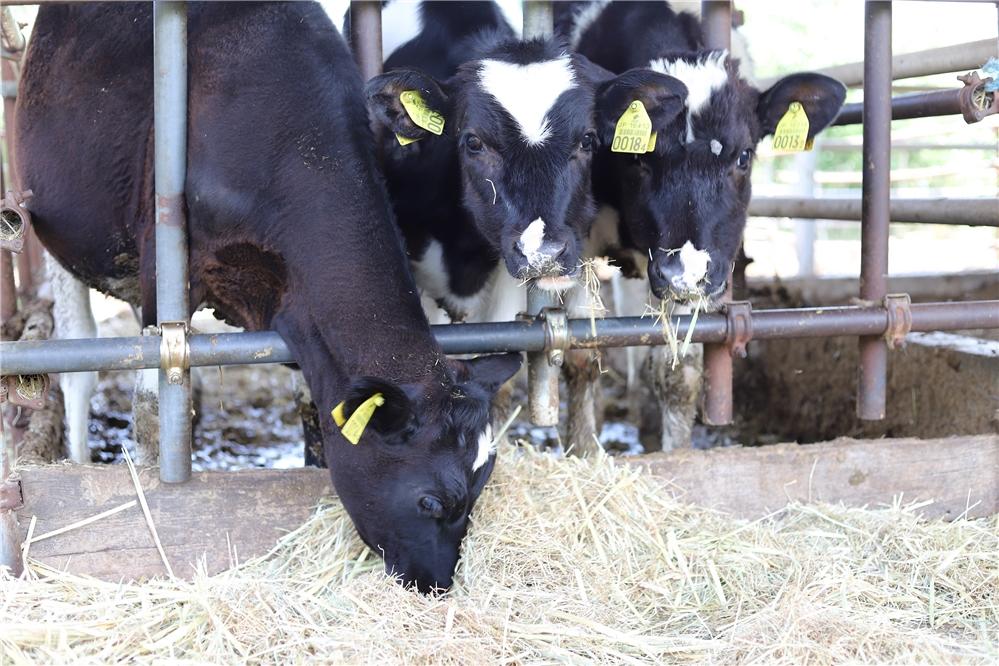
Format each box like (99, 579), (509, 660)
(580, 132), (597, 152)
(465, 134), (484, 154)
(419, 496), (445, 519)
(736, 148), (753, 170)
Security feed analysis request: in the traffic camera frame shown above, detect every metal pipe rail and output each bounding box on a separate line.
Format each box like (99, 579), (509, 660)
(5, 303), (997, 377)
(833, 84), (994, 126)
(748, 197), (999, 227)
(759, 38), (997, 89)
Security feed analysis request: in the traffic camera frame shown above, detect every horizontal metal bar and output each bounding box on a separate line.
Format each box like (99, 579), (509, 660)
(748, 197), (998, 226)
(816, 141), (996, 151)
(834, 88), (963, 125)
(759, 39), (996, 89)
(2, 301), (997, 376)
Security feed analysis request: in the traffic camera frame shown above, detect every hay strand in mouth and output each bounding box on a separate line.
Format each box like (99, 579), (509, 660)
(643, 295), (707, 369)
(2, 448), (996, 664)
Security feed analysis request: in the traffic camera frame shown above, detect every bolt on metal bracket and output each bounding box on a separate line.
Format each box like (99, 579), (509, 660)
(159, 321), (190, 385)
(723, 301), (754, 358)
(539, 307), (569, 367)
(0, 189), (34, 253)
(883, 293), (913, 350)
(958, 71), (998, 124)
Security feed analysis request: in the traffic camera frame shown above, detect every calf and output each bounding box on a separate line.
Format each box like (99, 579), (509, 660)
(16, 1), (520, 592)
(560, 1), (846, 448)
(365, 2), (682, 454)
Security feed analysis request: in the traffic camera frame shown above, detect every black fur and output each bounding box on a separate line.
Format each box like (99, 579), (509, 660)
(566, 1), (846, 304)
(16, 1), (522, 594)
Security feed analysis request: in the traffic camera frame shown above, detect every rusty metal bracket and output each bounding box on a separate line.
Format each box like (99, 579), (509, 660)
(0, 477), (22, 512)
(723, 301), (754, 358)
(159, 321), (189, 385)
(957, 71), (998, 124)
(883, 293), (913, 350)
(540, 307), (569, 367)
(0, 373), (49, 410)
(1, 189), (33, 253)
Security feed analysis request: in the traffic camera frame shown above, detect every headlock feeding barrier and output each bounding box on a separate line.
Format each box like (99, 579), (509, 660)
(0, 1), (997, 575)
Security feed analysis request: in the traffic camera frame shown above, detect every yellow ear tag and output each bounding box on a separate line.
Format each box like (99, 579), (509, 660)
(646, 131), (658, 153)
(331, 393), (385, 445)
(395, 133), (421, 146)
(771, 101), (811, 154)
(400, 90), (445, 136)
(612, 100), (654, 154)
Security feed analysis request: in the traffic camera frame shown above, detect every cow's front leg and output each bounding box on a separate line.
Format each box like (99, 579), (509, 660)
(644, 342), (703, 451)
(564, 349), (603, 456)
(294, 375), (324, 467)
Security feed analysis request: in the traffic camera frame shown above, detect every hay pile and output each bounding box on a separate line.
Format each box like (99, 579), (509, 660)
(2, 449), (997, 664)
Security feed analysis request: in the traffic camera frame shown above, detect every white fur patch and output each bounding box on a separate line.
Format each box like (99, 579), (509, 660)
(710, 139), (723, 156)
(472, 424), (494, 472)
(650, 51), (729, 142)
(519, 218), (546, 265)
(478, 57), (576, 145)
(568, 0), (610, 48)
(378, 0), (422, 58)
(411, 240), (525, 324)
(676, 241), (711, 291)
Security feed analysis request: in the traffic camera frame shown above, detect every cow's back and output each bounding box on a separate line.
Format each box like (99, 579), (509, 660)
(16, 2), (154, 304)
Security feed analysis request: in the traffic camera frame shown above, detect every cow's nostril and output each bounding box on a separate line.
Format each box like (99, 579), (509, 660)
(550, 239), (569, 261)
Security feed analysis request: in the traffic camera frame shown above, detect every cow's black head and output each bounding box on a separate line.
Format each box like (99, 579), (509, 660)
(325, 352), (521, 593)
(367, 39), (602, 293)
(595, 51), (845, 306)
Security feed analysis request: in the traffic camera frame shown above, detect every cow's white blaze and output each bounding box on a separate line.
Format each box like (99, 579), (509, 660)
(649, 51), (729, 142)
(478, 57), (576, 145)
(676, 240), (710, 291)
(519, 217), (546, 265)
(472, 424), (494, 472)
(710, 139), (723, 156)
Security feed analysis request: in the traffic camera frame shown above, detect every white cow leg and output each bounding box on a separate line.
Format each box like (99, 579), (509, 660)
(47, 254), (98, 463)
(644, 342), (703, 451)
(132, 367), (159, 465)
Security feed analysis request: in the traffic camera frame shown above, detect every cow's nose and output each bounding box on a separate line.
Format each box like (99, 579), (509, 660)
(650, 256), (703, 299)
(537, 238), (568, 263)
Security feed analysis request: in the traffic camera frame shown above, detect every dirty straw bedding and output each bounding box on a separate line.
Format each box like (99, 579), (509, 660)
(2, 449), (996, 664)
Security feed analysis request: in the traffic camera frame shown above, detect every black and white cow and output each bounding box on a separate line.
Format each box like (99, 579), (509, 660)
(16, 1), (521, 592)
(365, 3), (601, 328)
(362, 2), (675, 455)
(558, 1), (846, 449)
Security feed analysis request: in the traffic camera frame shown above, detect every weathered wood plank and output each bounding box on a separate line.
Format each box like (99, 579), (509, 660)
(636, 435), (998, 520)
(15, 464), (331, 580)
(13, 435), (997, 581)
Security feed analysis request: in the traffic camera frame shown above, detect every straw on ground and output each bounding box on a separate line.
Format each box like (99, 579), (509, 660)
(2, 448), (996, 664)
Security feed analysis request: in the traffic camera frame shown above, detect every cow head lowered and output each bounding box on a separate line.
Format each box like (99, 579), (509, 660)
(321, 352), (521, 593)
(366, 39), (602, 292)
(595, 51), (845, 305)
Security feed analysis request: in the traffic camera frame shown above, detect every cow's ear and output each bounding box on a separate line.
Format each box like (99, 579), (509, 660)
(595, 69), (688, 147)
(365, 69), (449, 142)
(456, 352), (522, 394)
(757, 73), (846, 138)
(341, 377), (414, 438)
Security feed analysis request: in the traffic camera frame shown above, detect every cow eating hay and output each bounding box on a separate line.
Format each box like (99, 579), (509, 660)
(3, 448), (995, 664)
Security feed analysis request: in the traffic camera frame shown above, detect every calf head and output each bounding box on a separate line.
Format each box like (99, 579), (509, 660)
(595, 51), (845, 305)
(326, 352), (521, 593)
(367, 40), (601, 292)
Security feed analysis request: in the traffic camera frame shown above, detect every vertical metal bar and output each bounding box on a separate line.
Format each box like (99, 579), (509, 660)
(154, 2), (192, 483)
(700, 0), (733, 426)
(0, 420), (20, 576)
(0, 163), (15, 323)
(523, 1), (553, 39)
(350, 1), (383, 81)
(522, 1), (559, 426)
(857, 1), (892, 420)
